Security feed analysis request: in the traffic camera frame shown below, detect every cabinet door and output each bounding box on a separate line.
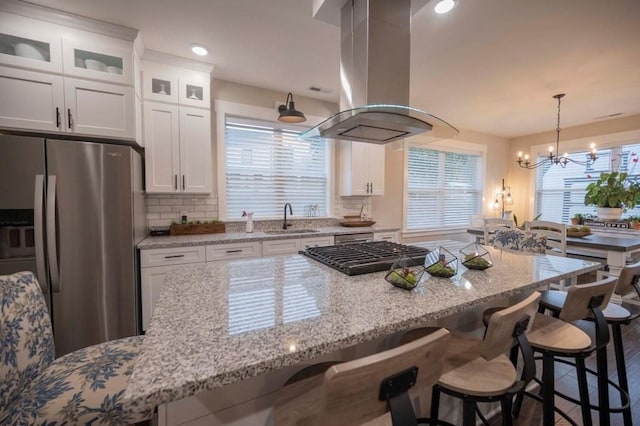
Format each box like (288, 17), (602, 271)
(64, 77), (134, 139)
(367, 144), (385, 195)
(0, 66), (64, 132)
(140, 265), (171, 331)
(143, 68), (179, 103)
(262, 239), (301, 256)
(62, 38), (133, 86)
(178, 76), (210, 108)
(0, 12), (63, 73)
(143, 102), (180, 193)
(350, 142), (371, 195)
(179, 107), (212, 193)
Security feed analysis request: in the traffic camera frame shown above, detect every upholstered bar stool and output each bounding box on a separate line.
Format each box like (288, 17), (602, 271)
(409, 292), (540, 426)
(538, 265), (640, 426)
(273, 328), (452, 426)
(525, 277), (618, 426)
(0, 271), (152, 425)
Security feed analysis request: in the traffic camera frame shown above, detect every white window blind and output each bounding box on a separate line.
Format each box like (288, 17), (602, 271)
(406, 146), (482, 231)
(534, 144), (640, 221)
(225, 117), (328, 218)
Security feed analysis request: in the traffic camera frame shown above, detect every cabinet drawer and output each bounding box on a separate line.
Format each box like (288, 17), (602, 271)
(300, 236), (334, 249)
(374, 232), (398, 242)
(262, 239), (301, 256)
(140, 246), (206, 267)
(206, 242), (262, 261)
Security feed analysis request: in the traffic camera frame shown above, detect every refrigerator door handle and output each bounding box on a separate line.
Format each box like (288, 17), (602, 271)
(34, 175), (47, 290)
(46, 175), (61, 293)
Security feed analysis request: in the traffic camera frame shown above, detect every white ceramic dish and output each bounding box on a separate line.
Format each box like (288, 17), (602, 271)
(85, 59), (107, 71)
(74, 57), (85, 68)
(107, 66), (122, 74)
(14, 43), (46, 61)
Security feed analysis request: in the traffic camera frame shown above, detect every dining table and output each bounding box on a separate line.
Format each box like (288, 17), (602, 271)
(467, 227), (640, 275)
(123, 239), (602, 425)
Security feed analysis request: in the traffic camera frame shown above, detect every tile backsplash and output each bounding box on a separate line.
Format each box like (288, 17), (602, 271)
(144, 194), (373, 228)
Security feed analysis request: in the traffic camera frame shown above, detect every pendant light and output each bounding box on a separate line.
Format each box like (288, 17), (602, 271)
(278, 93), (306, 123)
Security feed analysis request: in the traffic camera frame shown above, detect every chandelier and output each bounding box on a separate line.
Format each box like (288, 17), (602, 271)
(517, 94), (597, 169)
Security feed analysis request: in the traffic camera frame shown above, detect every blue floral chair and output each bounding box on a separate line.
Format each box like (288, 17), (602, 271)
(0, 271), (152, 425)
(490, 228), (548, 254)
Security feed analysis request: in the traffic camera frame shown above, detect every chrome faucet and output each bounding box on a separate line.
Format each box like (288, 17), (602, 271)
(283, 203), (293, 229)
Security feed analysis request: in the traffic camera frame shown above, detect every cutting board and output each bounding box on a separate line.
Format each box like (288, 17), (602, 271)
(339, 220), (376, 227)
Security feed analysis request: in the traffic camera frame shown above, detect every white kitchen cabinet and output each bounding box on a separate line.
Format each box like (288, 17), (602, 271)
(0, 66), (64, 132)
(62, 38), (132, 86)
(64, 77), (134, 138)
(206, 242), (262, 262)
(300, 235), (334, 249)
(140, 246), (206, 331)
(178, 75), (210, 109)
(338, 141), (385, 196)
(144, 101), (212, 193)
(374, 231), (398, 242)
(262, 239), (301, 256)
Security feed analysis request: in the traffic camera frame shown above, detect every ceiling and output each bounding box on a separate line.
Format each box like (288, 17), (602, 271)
(25, 0), (640, 138)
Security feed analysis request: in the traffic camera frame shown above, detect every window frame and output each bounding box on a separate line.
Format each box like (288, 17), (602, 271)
(402, 139), (486, 236)
(215, 100), (334, 221)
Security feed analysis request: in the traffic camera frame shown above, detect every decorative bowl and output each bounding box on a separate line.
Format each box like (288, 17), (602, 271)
(85, 59), (107, 71)
(424, 247), (457, 278)
(107, 66), (123, 74)
(566, 231), (592, 238)
(14, 42), (46, 61)
(460, 242), (493, 270)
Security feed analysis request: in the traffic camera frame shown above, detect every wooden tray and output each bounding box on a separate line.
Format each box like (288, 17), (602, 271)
(339, 220), (376, 227)
(170, 223), (225, 235)
(566, 231), (592, 238)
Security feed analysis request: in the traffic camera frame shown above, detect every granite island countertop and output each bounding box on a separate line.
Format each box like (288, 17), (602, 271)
(137, 225), (400, 250)
(123, 240), (601, 412)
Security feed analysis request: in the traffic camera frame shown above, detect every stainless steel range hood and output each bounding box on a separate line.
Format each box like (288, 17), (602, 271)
(303, 0), (458, 144)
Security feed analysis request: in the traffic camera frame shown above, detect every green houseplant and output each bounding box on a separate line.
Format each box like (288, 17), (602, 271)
(584, 172), (640, 219)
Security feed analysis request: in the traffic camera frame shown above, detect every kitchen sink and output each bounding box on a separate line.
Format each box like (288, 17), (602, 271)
(265, 229), (320, 235)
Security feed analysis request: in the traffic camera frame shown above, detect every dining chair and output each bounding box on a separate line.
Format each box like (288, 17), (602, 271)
(525, 220), (567, 256)
(482, 218), (514, 245)
(598, 260), (640, 306)
(0, 271), (152, 425)
(273, 328), (452, 425)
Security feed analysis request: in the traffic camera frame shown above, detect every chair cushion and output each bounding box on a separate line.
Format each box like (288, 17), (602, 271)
(0, 271), (55, 412)
(491, 229), (547, 254)
(0, 335), (151, 425)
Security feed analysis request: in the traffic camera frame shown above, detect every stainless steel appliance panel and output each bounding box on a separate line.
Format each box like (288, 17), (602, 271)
(0, 136), (48, 296)
(46, 140), (137, 355)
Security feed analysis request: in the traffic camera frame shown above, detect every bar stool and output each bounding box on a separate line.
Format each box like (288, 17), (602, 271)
(538, 265), (640, 426)
(273, 328), (451, 425)
(404, 292), (540, 426)
(526, 277), (617, 426)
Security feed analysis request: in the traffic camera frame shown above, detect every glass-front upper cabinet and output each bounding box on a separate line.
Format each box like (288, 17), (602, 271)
(179, 76), (210, 108)
(0, 12), (63, 73)
(62, 38), (133, 85)
(142, 67), (179, 103)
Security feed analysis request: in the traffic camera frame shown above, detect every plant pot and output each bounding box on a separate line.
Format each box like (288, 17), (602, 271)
(570, 218), (580, 225)
(596, 207), (623, 221)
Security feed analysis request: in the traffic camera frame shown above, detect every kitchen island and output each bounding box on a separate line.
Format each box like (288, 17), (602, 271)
(124, 240), (601, 424)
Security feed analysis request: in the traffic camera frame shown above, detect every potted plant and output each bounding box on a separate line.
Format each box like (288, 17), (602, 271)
(571, 213), (585, 225)
(584, 172), (640, 220)
(626, 215), (640, 230)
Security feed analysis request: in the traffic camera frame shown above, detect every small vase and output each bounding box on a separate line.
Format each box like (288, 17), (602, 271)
(245, 213), (254, 233)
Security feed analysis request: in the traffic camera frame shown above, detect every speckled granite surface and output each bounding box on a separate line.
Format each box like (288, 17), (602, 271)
(123, 240), (601, 412)
(137, 226), (400, 249)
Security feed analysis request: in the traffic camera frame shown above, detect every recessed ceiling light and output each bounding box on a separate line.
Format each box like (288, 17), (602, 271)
(434, 0), (455, 14)
(191, 45), (208, 56)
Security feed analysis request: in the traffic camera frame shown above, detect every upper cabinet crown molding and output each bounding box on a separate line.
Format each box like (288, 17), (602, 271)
(142, 50), (214, 75)
(0, 0), (139, 42)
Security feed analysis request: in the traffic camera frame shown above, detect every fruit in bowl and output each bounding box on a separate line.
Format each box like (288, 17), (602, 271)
(579, 226), (591, 233)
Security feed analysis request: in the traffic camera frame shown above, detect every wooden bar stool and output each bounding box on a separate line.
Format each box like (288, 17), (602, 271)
(526, 277), (618, 426)
(425, 292), (541, 426)
(273, 328), (451, 426)
(538, 266), (640, 426)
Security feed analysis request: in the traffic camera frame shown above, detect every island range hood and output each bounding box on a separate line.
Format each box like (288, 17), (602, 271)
(303, 0), (458, 144)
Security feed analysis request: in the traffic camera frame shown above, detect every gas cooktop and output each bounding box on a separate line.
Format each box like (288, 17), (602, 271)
(301, 241), (430, 276)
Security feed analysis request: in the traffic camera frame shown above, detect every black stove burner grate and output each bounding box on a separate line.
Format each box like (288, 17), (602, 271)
(302, 241), (430, 275)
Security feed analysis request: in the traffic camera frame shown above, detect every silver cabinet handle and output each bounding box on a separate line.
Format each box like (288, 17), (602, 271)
(46, 175), (60, 293)
(34, 175), (47, 290)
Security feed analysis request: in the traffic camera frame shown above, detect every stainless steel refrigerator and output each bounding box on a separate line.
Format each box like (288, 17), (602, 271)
(0, 135), (145, 356)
